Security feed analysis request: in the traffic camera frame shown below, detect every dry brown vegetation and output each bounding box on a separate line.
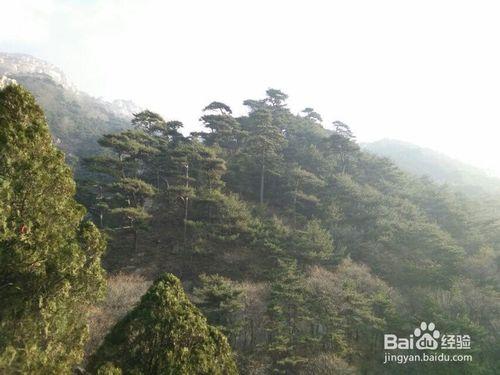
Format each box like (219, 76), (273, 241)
(85, 273), (151, 359)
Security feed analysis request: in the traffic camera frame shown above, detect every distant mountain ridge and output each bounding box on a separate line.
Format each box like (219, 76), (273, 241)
(0, 52), (141, 166)
(362, 139), (500, 195)
(0, 52), (142, 119)
(0, 52), (77, 91)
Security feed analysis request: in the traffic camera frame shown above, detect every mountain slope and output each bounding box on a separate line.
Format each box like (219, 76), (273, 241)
(362, 139), (500, 195)
(0, 52), (139, 166)
(79, 90), (499, 374)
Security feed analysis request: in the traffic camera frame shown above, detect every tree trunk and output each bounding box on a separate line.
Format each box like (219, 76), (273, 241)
(133, 227), (138, 252)
(183, 164), (189, 249)
(119, 154), (126, 178)
(183, 197), (189, 249)
(260, 157), (265, 205)
(292, 181), (298, 228)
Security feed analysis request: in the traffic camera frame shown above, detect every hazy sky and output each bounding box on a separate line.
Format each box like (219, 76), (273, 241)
(2, 0), (500, 175)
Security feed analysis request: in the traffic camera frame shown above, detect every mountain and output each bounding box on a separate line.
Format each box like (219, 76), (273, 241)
(0, 52), (77, 91)
(362, 139), (500, 196)
(0, 52), (140, 166)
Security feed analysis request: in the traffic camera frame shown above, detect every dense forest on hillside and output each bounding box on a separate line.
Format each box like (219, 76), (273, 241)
(1, 85), (499, 374)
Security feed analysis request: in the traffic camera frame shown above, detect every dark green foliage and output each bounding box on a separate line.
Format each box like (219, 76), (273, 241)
(291, 219), (334, 263)
(240, 106), (286, 204)
(193, 274), (244, 340)
(0, 85), (106, 373)
(301, 107), (322, 123)
(197, 102), (241, 152)
(88, 273), (238, 375)
(83, 117), (161, 251)
(321, 121), (359, 174)
(266, 260), (309, 373)
(132, 110), (182, 141)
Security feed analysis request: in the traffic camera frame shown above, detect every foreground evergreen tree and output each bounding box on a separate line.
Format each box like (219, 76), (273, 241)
(0, 85), (106, 373)
(87, 273), (238, 375)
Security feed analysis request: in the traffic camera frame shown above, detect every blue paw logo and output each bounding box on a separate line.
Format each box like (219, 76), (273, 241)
(414, 322), (440, 350)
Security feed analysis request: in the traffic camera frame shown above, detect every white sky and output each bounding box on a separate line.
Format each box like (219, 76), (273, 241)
(2, 0), (500, 175)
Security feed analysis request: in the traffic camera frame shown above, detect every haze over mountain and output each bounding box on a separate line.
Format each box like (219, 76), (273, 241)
(363, 139), (500, 196)
(0, 52), (140, 165)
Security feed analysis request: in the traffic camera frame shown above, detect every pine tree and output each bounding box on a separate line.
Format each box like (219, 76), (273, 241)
(242, 108), (286, 204)
(193, 274), (244, 341)
(287, 165), (325, 226)
(131, 110), (182, 148)
(110, 178), (156, 251)
(87, 273), (238, 375)
(266, 259), (309, 374)
(292, 219), (334, 264)
(322, 121), (359, 174)
(0, 85), (106, 373)
(157, 139), (252, 254)
(130, 110), (183, 189)
(301, 108), (323, 123)
(85, 130), (158, 251)
(197, 101), (241, 153)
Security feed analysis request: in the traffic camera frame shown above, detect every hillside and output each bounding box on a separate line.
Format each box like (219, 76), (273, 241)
(363, 139), (500, 195)
(75, 91), (499, 374)
(2, 76), (499, 372)
(0, 52), (138, 166)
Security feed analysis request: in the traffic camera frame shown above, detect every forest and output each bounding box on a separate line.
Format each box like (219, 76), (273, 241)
(0, 84), (499, 374)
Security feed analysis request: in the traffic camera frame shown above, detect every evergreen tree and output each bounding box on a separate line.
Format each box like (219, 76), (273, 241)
(292, 219), (334, 264)
(301, 108), (323, 123)
(157, 138), (252, 254)
(286, 165), (325, 226)
(266, 259), (309, 374)
(87, 273), (238, 375)
(110, 178), (156, 251)
(198, 101), (241, 153)
(0, 85), (106, 373)
(193, 274), (244, 341)
(85, 129), (158, 251)
(130, 110), (183, 188)
(241, 108), (286, 204)
(131, 110), (182, 138)
(322, 121), (358, 174)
